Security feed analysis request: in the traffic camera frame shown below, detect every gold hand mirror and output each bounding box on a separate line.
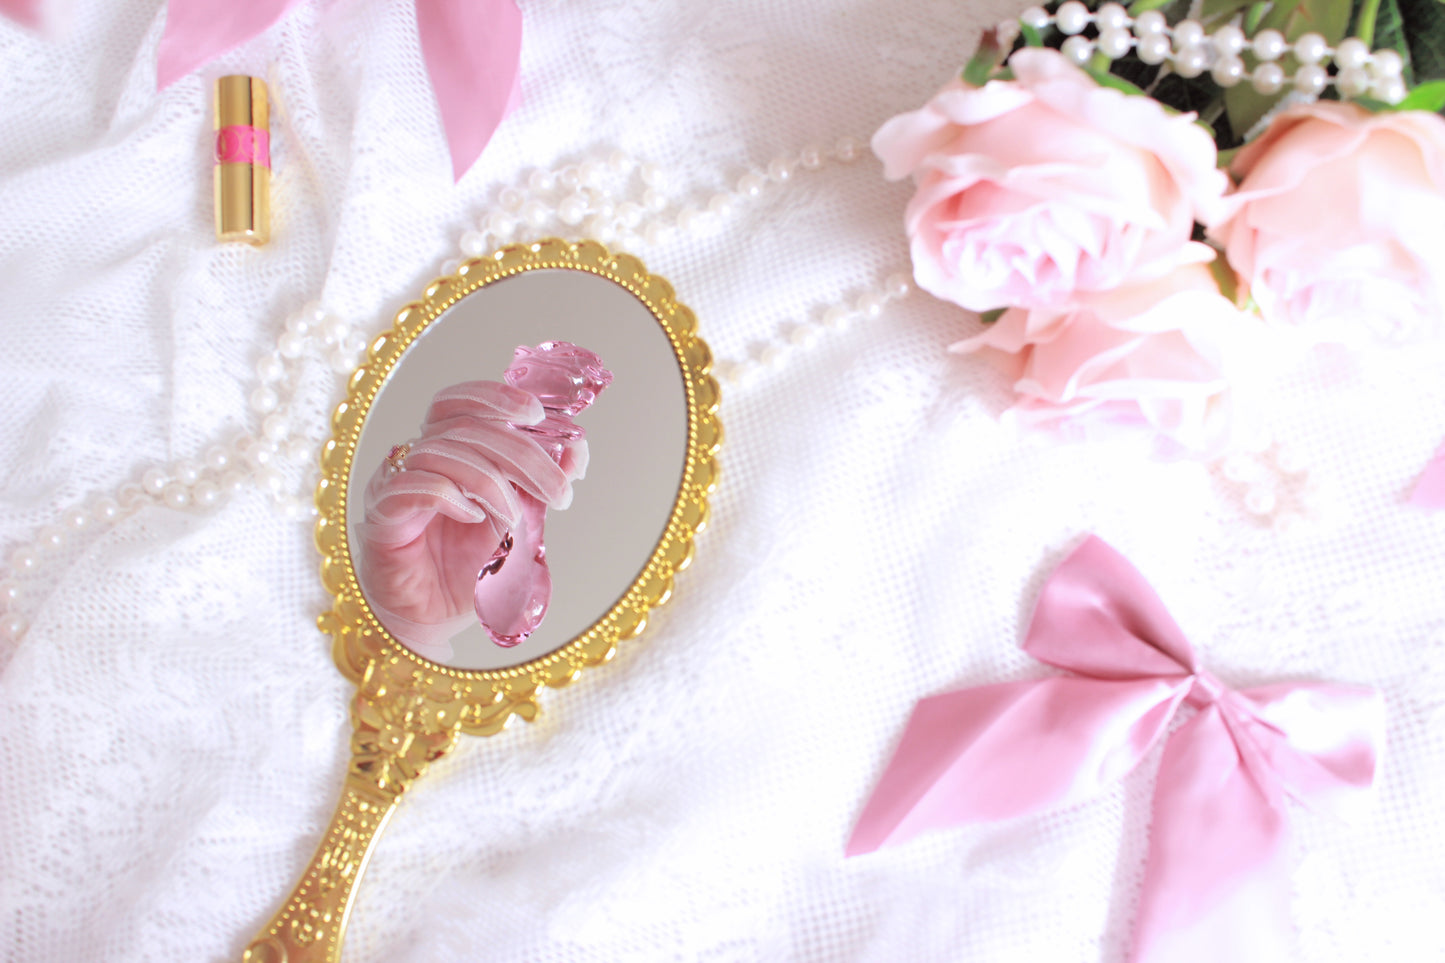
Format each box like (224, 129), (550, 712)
(243, 239), (720, 963)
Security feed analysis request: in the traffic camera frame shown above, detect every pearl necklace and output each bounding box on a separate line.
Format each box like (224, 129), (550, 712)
(1011, 2), (1407, 103)
(0, 139), (911, 645)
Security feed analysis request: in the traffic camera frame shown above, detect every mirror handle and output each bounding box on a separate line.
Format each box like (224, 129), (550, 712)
(244, 664), (464, 962)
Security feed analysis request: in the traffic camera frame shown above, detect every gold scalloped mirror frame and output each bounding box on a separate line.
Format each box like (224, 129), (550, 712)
(243, 239), (721, 963)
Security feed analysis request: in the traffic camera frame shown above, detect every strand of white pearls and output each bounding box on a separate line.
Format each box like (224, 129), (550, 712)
(1215, 432), (1332, 532)
(1010, 2), (1408, 103)
(1, 139), (884, 645)
(0, 300), (366, 644)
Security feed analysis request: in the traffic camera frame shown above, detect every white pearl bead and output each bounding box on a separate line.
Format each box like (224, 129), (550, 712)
(1173, 45), (1208, 78)
(245, 440), (274, 467)
(0, 581), (18, 604)
(221, 470), (248, 493)
(1134, 10), (1165, 34)
(204, 446), (231, 472)
(285, 437), (312, 461)
(708, 193), (734, 216)
(330, 349), (355, 374)
(486, 211), (516, 236)
(63, 508), (89, 530)
(1210, 24), (1244, 56)
(1, 614), (26, 641)
(1095, 2), (1127, 31)
(1294, 32), (1327, 65)
(558, 194), (588, 225)
(322, 314), (350, 343)
(885, 273), (911, 298)
(90, 496), (120, 523)
(498, 187), (523, 212)
(174, 461), (201, 486)
(1211, 56), (1245, 87)
(162, 483), (190, 509)
(1294, 64), (1327, 95)
(1062, 35), (1094, 65)
(642, 188), (666, 212)
(142, 467), (169, 494)
(675, 206), (699, 231)
(643, 221), (672, 245)
(1055, 1), (1089, 35)
(277, 331), (305, 359)
(1370, 49), (1404, 78)
(767, 158), (793, 183)
(10, 548), (37, 572)
(578, 160), (603, 186)
(257, 469), (285, 495)
(262, 414), (289, 443)
(256, 353), (285, 383)
(118, 483), (149, 509)
(607, 150), (631, 173)
(1252, 29), (1285, 61)
(1336, 67), (1370, 98)
(284, 314), (310, 339)
(38, 527), (64, 551)
(343, 330), (368, 357)
(583, 214), (612, 239)
(1334, 37), (1368, 70)
(301, 300), (326, 324)
(526, 169), (554, 193)
(1137, 34), (1171, 65)
(558, 166), (581, 190)
(758, 343), (783, 366)
(639, 163), (663, 187)
(799, 145), (823, 170)
(521, 200), (549, 228)
(737, 172), (765, 197)
(1172, 19), (1204, 49)
(440, 258), (460, 277)
(1097, 29), (1131, 60)
(194, 481), (221, 508)
(822, 305), (849, 328)
(250, 386), (279, 414)
(1244, 487), (1277, 515)
(1251, 63), (1285, 95)
(460, 230), (487, 257)
(1374, 76), (1407, 104)
(787, 324), (817, 346)
(834, 136), (861, 162)
(857, 291), (884, 319)
(1020, 6), (1050, 29)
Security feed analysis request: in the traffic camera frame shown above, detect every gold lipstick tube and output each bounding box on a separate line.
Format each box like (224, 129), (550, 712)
(214, 75), (271, 245)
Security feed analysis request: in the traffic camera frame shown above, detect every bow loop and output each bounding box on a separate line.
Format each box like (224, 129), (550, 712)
(1023, 536), (1199, 679)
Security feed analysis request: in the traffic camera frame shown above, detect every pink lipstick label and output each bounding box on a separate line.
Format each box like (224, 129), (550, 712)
(215, 125), (270, 168)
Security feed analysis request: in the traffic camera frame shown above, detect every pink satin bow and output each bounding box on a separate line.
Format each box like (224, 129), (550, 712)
(156, 0), (521, 181)
(847, 535), (1382, 963)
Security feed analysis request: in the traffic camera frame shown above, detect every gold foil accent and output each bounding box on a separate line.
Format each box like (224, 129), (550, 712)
(213, 75), (270, 245)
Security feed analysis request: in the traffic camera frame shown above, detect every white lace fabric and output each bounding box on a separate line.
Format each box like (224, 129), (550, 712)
(2, 1), (1443, 961)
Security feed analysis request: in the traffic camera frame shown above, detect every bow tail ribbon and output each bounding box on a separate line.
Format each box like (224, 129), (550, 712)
(847, 536), (1382, 963)
(157, 0), (520, 181)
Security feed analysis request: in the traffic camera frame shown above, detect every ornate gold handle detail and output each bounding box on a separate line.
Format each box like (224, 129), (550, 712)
(243, 661), (465, 963)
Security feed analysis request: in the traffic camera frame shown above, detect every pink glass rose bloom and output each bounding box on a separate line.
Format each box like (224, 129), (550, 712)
(952, 263), (1258, 452)
(873, 47), (1226, 312)
(1210, 101), (1445, 342)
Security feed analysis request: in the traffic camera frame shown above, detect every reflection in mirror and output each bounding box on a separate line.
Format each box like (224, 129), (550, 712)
(348, 269), (688, 670)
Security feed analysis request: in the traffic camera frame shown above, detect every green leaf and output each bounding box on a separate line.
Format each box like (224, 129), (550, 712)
(1207, 252), (1240, 305)
(1367, 0), (1417, 86)
(1020, 21), (1045, 47)
(979, 308), (1006, 324)
(1224, 84), (1281, 144)
(1243, 1), (1271, 32)
(1395, 77), (1445, 109)
(1201, 0), (1254, 24)
(1302, 0), (1353, 44)
(1084, 63), (1151, 98)
(1399, 0), (1445, 82)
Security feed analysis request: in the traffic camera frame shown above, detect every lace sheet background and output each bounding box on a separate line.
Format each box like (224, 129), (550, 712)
(2, 1), (1443, 960)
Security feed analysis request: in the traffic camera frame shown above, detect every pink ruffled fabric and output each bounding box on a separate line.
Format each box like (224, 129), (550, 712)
(356, 380), (584, 660)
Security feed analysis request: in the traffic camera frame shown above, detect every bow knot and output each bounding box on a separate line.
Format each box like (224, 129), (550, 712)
(847, 536), (1382, 963)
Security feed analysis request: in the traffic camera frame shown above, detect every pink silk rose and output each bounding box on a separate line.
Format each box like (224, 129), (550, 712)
(1210, 101), (1445, 342)
(952, 262), (1260, 452)
(873, 47), (1226, 312)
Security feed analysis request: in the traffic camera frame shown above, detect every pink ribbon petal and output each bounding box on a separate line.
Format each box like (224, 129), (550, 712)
(156, 0), (300, 89)
(1408, 439), (1445, 509)
(847, 535), (1381, 963)
(415, 0), (523, 182)
(0, 0), (42, 27)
